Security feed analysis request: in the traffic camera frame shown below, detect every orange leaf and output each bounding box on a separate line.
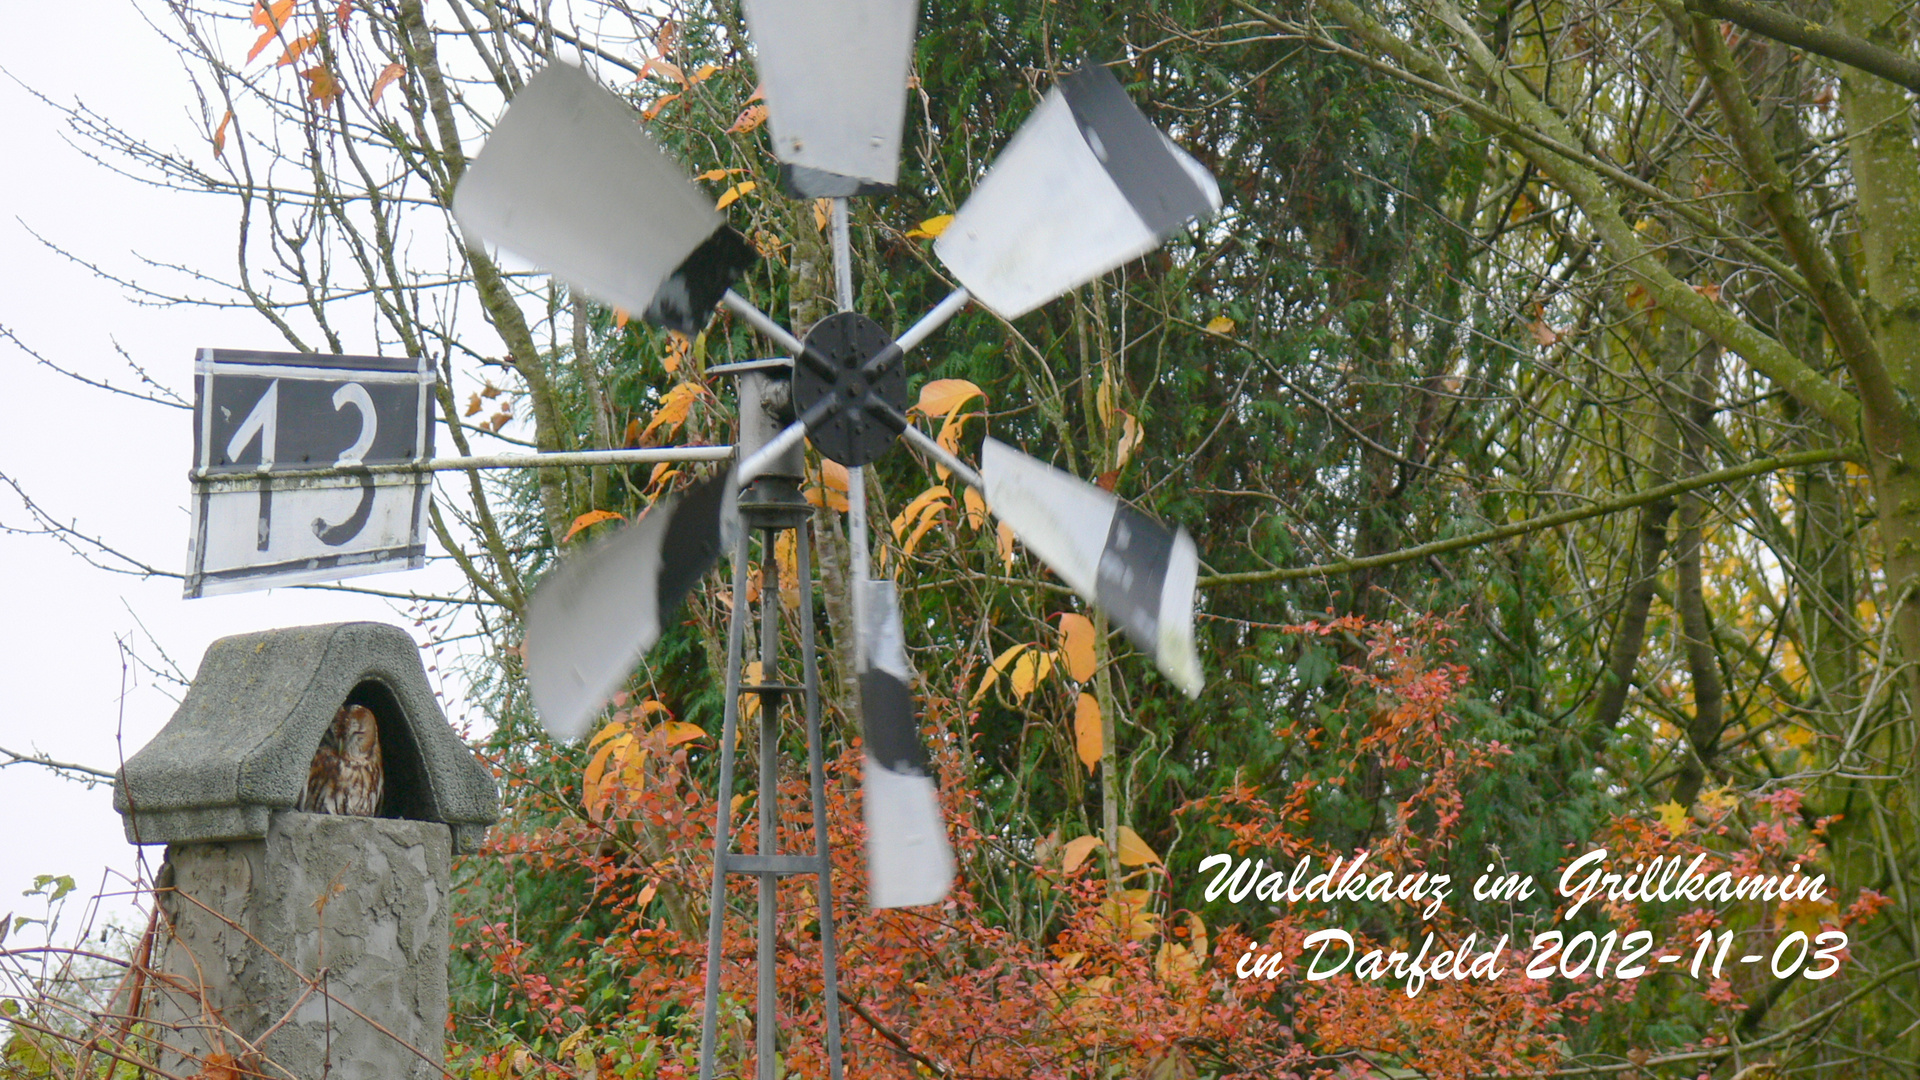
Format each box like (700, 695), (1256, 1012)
(251, 0), (293, 27)
(694, 167), (747, 182)
(642, 93), (681, 121)
(275, 29), (321, 67)
(1062, 835), (1101, 875)
(726, 102), (768, 134)
(821, 458), (850, 494)
(997, 519), (1017, 569)
(335, 0), (353, 29)
(1527, 318), (1560, 347)
(370, 61), (405, 104)
(300, 65), (343, 104)
(614, 307), (631, 330)
(622, 417), (644, 447)
(212, 110), (234, 158)
(912, 378), (984, 418)
(962, 486), (987, 530)
(1073, 692), (1102, 773)
(1694, 280), (1724, 302)
(464, 392), (482, 417)
(814, 197), (832, 232)
(1059, 613), (1096, 682)
(689, 63), (721, 85)
(658, 720), (705, 747)
(563, 509), (625, 542)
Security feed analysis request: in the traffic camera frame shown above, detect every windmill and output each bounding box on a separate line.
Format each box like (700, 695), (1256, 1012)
(450, 9), (1219, 1076)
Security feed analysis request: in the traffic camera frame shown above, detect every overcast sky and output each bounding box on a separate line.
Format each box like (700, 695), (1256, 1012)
(0, 6), (480, 941)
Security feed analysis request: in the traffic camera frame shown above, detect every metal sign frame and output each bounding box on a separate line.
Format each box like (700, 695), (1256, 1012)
(186, 348), (435, 598)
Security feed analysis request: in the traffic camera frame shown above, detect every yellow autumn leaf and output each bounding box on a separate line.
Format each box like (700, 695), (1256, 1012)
(903, 506), (947, 556)
(634, 881), (657, 909)
(1010, 649), (1054, 699)
(688, 63), (721, 84)
(971, 642), (1030, 704)
(1073, 692), (1102, 773)
(694, 167), (747, 182)
(562, 508), (625, 542)
(1184, 911), (1208, 965)
(1775, 896), (1838, 937)
(1654, 800), (1690, 836)
(640, 382), (702, 442)
(741, 660), (763, 720)
(963, 486), (988, 530)
(904, 213), (954, 240)
(1155, 942), (1195, 979)
(997, 520), (1017, 569)
(1061, 835), (1102, 875)
(726, 102), (768, 134)
(1116, 825), (1160, 866)
(715, 181), (757, 210)
(1698, 785), (1740, 813)
(814, 197), (832, 232)
(1115, 411), (1144, 470)
(1205, 315), (1235, 335)
(1059, 613), (1096, 682)
(891, 486), (952, 541)
(912, 378), (984, 418)
(1096, 375), (1116, 430)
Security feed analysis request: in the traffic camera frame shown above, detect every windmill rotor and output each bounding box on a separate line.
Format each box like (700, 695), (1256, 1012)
(451, 26), (1219, 1076)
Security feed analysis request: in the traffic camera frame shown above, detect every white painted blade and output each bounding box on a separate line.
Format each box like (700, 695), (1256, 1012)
(980, 439), (1202, 697)
(935, 64), (1221, 319)
(856, 578), (954, 909)
(525, 471), (738, 741)
(743, 0), (917, 196)
(452, 62), (752, 332)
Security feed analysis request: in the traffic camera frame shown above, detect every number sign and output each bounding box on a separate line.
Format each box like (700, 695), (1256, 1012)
(186, 348), (435, 598)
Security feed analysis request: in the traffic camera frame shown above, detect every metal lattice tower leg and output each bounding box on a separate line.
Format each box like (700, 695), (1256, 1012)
(698, 487), (845, 1080)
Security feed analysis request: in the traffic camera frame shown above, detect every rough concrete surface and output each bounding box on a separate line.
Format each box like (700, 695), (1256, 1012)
(153, 811), (452, 1080)
(116, 621), (497, 852)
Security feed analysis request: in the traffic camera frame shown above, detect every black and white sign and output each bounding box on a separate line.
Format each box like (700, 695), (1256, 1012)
(186, 348), (434, 598)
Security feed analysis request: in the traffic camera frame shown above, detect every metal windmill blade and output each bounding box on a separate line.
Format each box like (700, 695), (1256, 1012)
(450, 50), (1218, 1080)
(743, 0), (919, 197)
(451, 61), (756, 334)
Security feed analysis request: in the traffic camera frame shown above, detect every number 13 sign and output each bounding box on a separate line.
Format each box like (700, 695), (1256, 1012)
(186, 348), (434, 598)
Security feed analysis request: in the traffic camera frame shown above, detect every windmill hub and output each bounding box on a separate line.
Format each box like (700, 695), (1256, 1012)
(792, 310), (909, 467)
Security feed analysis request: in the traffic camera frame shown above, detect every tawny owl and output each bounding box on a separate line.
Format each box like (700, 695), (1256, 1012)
(300, 703), (385, 816)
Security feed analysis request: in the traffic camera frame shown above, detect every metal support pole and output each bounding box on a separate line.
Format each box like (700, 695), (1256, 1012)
(798, 521), (846, 1080)
(699, 526), (753, 1080)
(756, 529), (780, 1080)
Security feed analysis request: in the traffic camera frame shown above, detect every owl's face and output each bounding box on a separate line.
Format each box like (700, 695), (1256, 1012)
(333, 704), (381, 759)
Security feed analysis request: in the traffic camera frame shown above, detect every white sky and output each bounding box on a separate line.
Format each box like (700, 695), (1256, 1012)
(0, 6), (482, 941)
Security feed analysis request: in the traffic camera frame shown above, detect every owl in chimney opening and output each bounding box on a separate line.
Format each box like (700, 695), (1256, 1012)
(300, 703), (385, 816)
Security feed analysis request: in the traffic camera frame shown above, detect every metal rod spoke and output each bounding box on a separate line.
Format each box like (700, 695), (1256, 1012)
(893, 287), (970, 355)
(723, 290), (808, 356)
(191, 445), (733, 485)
